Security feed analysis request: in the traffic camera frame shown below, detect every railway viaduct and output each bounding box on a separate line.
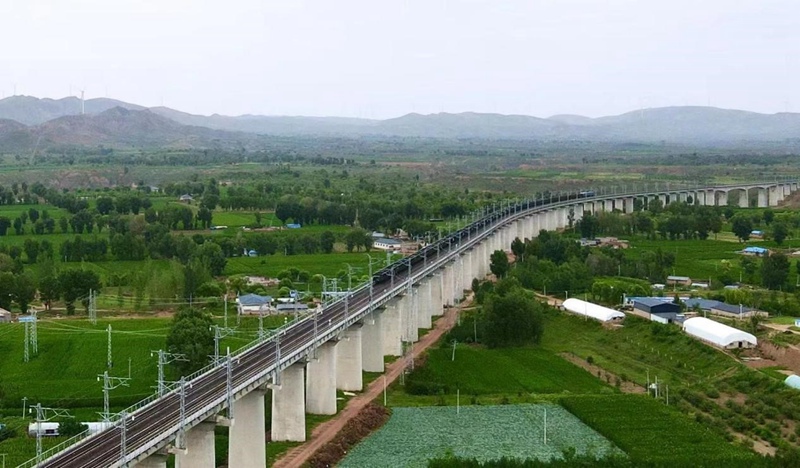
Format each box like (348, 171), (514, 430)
(24, 180), (798, 468)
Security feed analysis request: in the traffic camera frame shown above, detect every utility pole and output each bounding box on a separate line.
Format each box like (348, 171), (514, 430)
(212, 325), (234, 364)
(30, 312), (38, 355)
(89, 289), (97, 325)
(118, 410), (128, 463)
(107, 324), (113, 369)
(177, 377), (187, 449)
(30, 404), (71, 463)
(23, 321), (29, 363)
(226, 347), (234, 419)
(150, 350), (187, 397)
(97, 370), (130, 421)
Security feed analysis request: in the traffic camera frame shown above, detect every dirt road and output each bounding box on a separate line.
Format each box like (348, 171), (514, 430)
(273, 297), (468, 468)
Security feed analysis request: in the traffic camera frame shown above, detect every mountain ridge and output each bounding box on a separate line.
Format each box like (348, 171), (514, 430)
(1, 96), (800, 148)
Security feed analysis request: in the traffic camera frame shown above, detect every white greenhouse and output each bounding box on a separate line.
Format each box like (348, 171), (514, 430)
(785, 375), (800, 390)
(682, 317), (757, 349)
(562, 298), (625, 322)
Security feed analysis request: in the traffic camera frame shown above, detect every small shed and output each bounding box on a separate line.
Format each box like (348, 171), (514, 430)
(666, 276), (692, 287)
(0, 307), (11, 323)
(633, 298), (681, 322)
(683, 317), (757, 349)
(742, 246), (769, 256)
(562, 298), (625, 322)
(179, 194), (193, 203)
(785, 375), (800, 390)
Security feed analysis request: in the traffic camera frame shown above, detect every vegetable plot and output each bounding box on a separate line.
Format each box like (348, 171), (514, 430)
(340, 404), (622, 468)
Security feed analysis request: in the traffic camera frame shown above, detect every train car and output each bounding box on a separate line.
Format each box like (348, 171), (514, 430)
(28, 421), (113, 438)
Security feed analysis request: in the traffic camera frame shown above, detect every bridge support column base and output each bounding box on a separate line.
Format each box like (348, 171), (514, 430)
(307, 340), (338, 414)
(175, 421), (216, 468)
(336, 324), (363, 391)
(271, 363), (306, 442)
(381, 300), (402, 356)
(362, 309), (384, 372)
(229, 389), (267, 468)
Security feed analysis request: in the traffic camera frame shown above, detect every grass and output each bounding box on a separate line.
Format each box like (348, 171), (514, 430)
(406, 345), (612, 396)
(561, 395), (758, 465)
(224, 252), (383, 278)
(340, 404), (622, 468)
(540, 311), (741, 388)
(624, 238), (748, 281)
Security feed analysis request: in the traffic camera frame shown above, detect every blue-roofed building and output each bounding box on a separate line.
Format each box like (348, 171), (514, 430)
(682, 298), (721, 312)
(286, 223), (302, 229)
(633, 297), (681, 323)
(742, 246), (769, 256)
(236, 293), (273, 315)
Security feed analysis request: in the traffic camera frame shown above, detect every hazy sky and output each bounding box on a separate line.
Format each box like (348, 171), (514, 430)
(2, 0), (798, 119)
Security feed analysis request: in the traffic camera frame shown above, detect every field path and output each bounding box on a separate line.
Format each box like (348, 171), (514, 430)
(273, 295), (469, 468)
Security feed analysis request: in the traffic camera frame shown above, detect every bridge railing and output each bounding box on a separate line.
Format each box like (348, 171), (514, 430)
(17, 429), (93, 468)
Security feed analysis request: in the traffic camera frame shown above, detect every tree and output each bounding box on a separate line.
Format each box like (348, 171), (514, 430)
(96, 196), (115, 215)
(28, 208), (40, 223)
(731, 214), (753, 242)
(482, 280), (545, 348)
(39, 272), (60, 311)
(772, 222), (789, 246)
(489, 250), (510, 278)
(166, 308), (214, 376)
(320, 230), (335, 254)
(183, 258), (211, 300)
(762, 252), (790, 290)
(23, 238), (40, 263)
(58, 269), (102, 315)
(13, 271), (37, 313)
(0, 272), (14, 309)
(345, 228), (367, 252)
(510, 237), (525, 260)
(763, 209), (775, 225)
(0, 216), (10, 236)
(577, 213), (599, 239)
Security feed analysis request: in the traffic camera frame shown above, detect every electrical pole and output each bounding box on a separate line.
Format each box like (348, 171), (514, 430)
(226, 347), (234, 419)
(212, 325), (234, 364)
(177, 377), (187, 450)
(107, 324), (113, 369)
(23, 321), (29, 363)
(150, 350), (187, 397)
(31, 312), (38, 355)
(89, 289), (97, 325)
(119, 410), (128, 463)
(97, 370), (131, 421)
(30, 404), (71, 463)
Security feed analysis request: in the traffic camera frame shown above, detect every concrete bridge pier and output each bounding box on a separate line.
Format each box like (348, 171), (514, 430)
(441, 266), (452, 307)
(382, 299), (402, 356)
(174, 421), (216, 468)
(463, 252), (473, 290)
(229, 389), (267, 468)
(448, 260), (459, 304)
(271, 363), (306, 442)
(757, 188), (768, 208)
(477, 242), (488, 278)
(583, 202), (593, 216)
(409, 286), (420, 341)
(336, 324), (363, 391)
(306, 341), (338, 414)
(137, 453), (168, 468)
(716, 190), (728, 206)
(397, 293), (414, 340)
(362, 309), (385, 372)
(737, 190), (749, 208)
(769, 185), (782, 206)
(516, 218), (524, 240)
(624, 197), (634, 213)
(416, 281), (432, 330)
(430, 272), (443, 316)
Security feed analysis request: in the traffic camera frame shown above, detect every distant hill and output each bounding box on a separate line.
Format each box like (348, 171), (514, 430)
(0, 107), (261, 151)
(0, 96), (144, 125)
(1, 95), (800, 148)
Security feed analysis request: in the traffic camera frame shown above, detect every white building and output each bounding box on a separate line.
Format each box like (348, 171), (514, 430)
(682, 317), (757, 349)
(236, 294), (272, 315)
(562, 298), (625, 322)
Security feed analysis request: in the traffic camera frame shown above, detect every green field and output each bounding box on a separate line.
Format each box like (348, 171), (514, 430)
(224, 251), (390, 278)
(406, 345), (612, 396)
(540, 311), (739, 388)
(561, 395), (758, 465)
(340, 405), (623, 468)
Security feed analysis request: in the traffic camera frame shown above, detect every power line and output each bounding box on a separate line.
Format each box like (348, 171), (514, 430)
(150, 350), (187, 397)
(30, 403), (72, 463)
(97, 370), (131, 422)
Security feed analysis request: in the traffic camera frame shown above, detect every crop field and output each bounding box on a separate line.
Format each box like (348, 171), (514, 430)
(407, 345), (611, 395)
(541, 311), (739, 388)
(561, 395), (758, 465)
(224, 252), (389, 278)
(339, 404), (623, 468)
